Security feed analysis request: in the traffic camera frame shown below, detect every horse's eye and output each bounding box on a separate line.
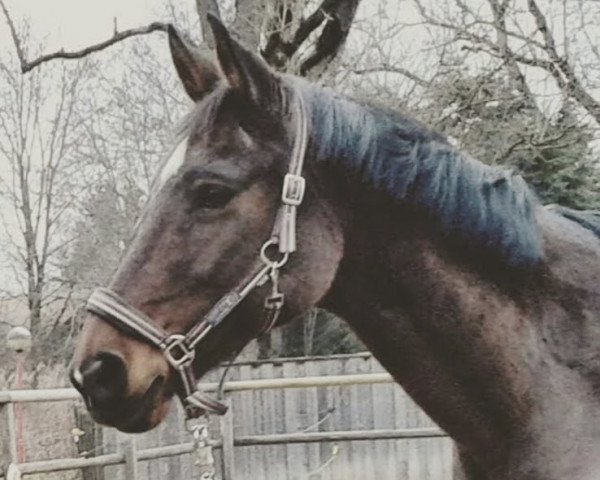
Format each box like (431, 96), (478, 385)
(188, 182), (235, 210)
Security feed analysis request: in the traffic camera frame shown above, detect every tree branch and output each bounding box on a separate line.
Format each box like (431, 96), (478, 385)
(487, 0), (535, 105)
(350, 64), (431, 87)
(289, 0), (336, 55)
(300, 0), (361, 77)
(261, 0), (362, 76)
(196, 0), (221, 48)
(0, 3), (169, 74)
(0, 0), (26, 68)
(231, 0), (263, 50)
(527, 0), (600, 124)
(421, 0), (600, 126)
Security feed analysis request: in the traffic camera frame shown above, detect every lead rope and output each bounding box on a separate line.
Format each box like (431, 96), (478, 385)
(186, 419), (216, 479)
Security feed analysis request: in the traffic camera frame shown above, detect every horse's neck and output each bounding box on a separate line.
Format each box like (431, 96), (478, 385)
(322, 201), (600, 479)
(323, 207), (524, 459)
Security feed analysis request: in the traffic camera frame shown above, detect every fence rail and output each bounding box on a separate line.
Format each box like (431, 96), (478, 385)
(7, 427), (449, 476)
(0, 357), (452, 479)
(0, 372), (395, 404)
(16, 442), (201, 475)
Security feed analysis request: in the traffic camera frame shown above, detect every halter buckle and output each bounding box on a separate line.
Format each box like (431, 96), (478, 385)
(265, 292), (284, 310)
(282, 173), (305, 206)
(162, 334), (195, 369)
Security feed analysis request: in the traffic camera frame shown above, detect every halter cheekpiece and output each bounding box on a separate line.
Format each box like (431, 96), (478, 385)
(86, 91), (309, 418)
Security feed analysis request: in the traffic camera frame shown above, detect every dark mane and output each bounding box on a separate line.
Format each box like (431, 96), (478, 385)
(291, 78), (542, 267)
(180, 79), (542, 267)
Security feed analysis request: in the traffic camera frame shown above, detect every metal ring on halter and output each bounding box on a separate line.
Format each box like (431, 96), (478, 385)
(260, 239), (289, 268)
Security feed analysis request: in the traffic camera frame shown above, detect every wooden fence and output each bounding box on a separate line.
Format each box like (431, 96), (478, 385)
(0, 354), (453, 479)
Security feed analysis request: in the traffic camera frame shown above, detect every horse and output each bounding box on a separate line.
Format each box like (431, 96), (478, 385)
(70, 16), (600, 480)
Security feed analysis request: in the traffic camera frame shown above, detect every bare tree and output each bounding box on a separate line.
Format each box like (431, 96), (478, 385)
(412, 0), (600, 126)
(395, 0), (600, 209)
(65, 35), (189, 293)
(0, 24), (92, 336)
(2, 0), (363, 79)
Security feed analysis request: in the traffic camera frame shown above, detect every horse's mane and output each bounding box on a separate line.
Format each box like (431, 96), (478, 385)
(293, 78), (542, 267)
(180, 79), (542, 266)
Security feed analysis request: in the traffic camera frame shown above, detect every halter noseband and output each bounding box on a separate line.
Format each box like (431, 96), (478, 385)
(86, 92), (308, 419)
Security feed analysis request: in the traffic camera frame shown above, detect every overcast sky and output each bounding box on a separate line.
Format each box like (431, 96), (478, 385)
(0, 0), (179, 300)
(2, 0), (166, 51)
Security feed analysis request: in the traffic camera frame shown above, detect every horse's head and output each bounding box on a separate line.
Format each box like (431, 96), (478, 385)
(70, 18), (343, 432)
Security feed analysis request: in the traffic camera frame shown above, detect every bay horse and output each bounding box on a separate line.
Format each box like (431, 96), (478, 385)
(71, 16), (600, 480)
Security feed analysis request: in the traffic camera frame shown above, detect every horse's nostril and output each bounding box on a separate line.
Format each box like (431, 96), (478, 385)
(72, 352), (128, 410)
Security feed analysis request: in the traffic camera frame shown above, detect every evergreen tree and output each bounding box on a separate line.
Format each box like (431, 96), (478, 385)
(420, 72), (600, 209)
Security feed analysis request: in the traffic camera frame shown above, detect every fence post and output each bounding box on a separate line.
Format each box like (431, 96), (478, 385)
(220, 399), (235, 480)
(123, 436), (138, 480)
(0, 403), (18, 476)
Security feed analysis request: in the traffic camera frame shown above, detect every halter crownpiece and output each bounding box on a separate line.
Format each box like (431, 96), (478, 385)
(86, 91), (309, 419)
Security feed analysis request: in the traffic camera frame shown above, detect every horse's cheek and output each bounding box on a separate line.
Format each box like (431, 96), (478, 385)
(287, 206), (344, 313)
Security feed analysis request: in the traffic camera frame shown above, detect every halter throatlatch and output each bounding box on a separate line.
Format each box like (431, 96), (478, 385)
(86, 92), (309, 419)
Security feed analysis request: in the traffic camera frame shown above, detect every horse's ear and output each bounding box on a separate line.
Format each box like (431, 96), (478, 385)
(168, 25), (220, 102)
(206, 14), (281, 111)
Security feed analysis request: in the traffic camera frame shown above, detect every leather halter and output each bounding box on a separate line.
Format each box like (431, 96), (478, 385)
(86, 92), (308, 418)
